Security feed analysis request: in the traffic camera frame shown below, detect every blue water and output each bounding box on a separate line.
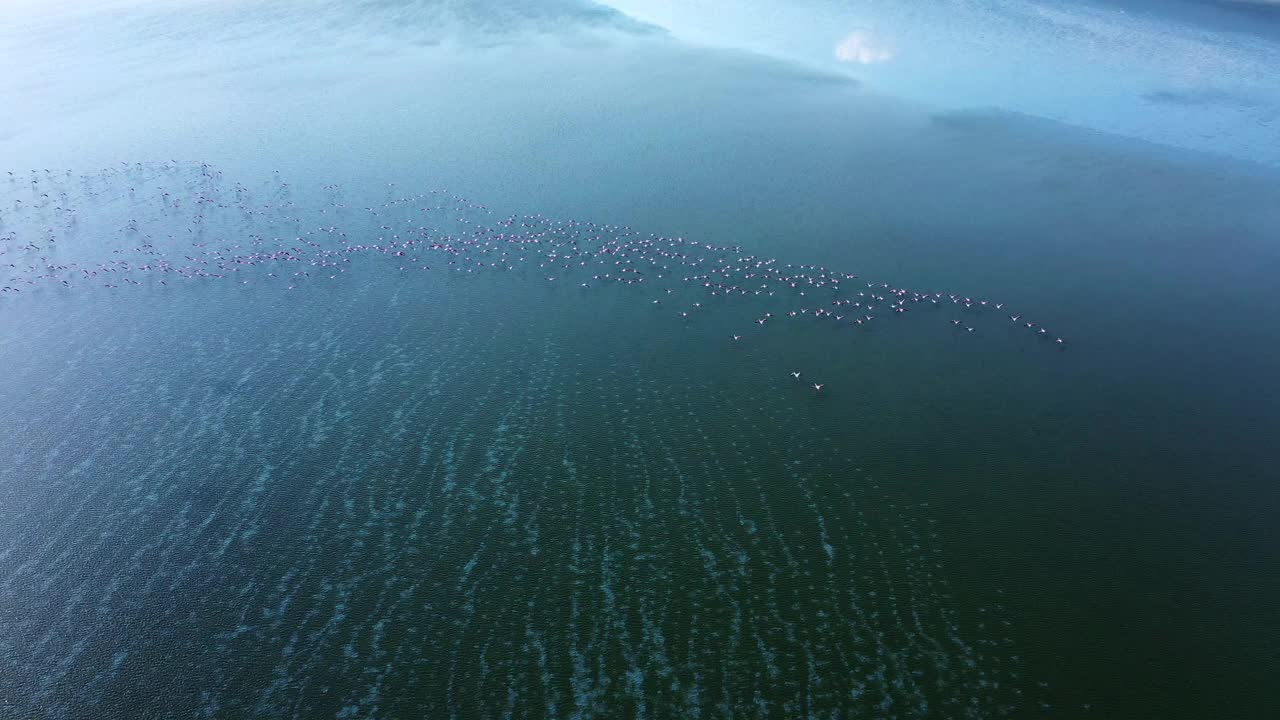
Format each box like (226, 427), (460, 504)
(1, 2), (1278, 718)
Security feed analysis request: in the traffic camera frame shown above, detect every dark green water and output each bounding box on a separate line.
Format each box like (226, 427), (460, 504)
(1, 2), (1278, 719)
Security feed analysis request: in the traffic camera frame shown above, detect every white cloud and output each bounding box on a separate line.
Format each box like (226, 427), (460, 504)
(834, 31), (893, 64)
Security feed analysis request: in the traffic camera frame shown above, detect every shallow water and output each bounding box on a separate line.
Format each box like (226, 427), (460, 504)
(1, 2), (1279, 719)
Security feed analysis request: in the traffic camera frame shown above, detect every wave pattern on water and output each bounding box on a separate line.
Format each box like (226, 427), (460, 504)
(0, 164), (1041, 718)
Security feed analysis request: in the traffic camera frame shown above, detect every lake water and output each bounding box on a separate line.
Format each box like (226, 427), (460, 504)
(1, 1), (1278, 718)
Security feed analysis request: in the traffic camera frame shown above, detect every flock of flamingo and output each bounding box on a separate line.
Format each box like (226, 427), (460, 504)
(2, 163), (1067, 392)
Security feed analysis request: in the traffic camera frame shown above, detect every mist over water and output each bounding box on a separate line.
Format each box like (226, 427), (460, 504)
(2, 1), (1278, 719)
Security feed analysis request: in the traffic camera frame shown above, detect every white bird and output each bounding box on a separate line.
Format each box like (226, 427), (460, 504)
(812, 384), (824, 391)
(790, 371), (801, 379)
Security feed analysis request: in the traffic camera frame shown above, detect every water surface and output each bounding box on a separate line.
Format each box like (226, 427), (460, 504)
(1, 2), (1278, 718)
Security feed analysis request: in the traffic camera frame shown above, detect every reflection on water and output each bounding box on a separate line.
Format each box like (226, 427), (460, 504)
(599, 0), (1280, 165)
